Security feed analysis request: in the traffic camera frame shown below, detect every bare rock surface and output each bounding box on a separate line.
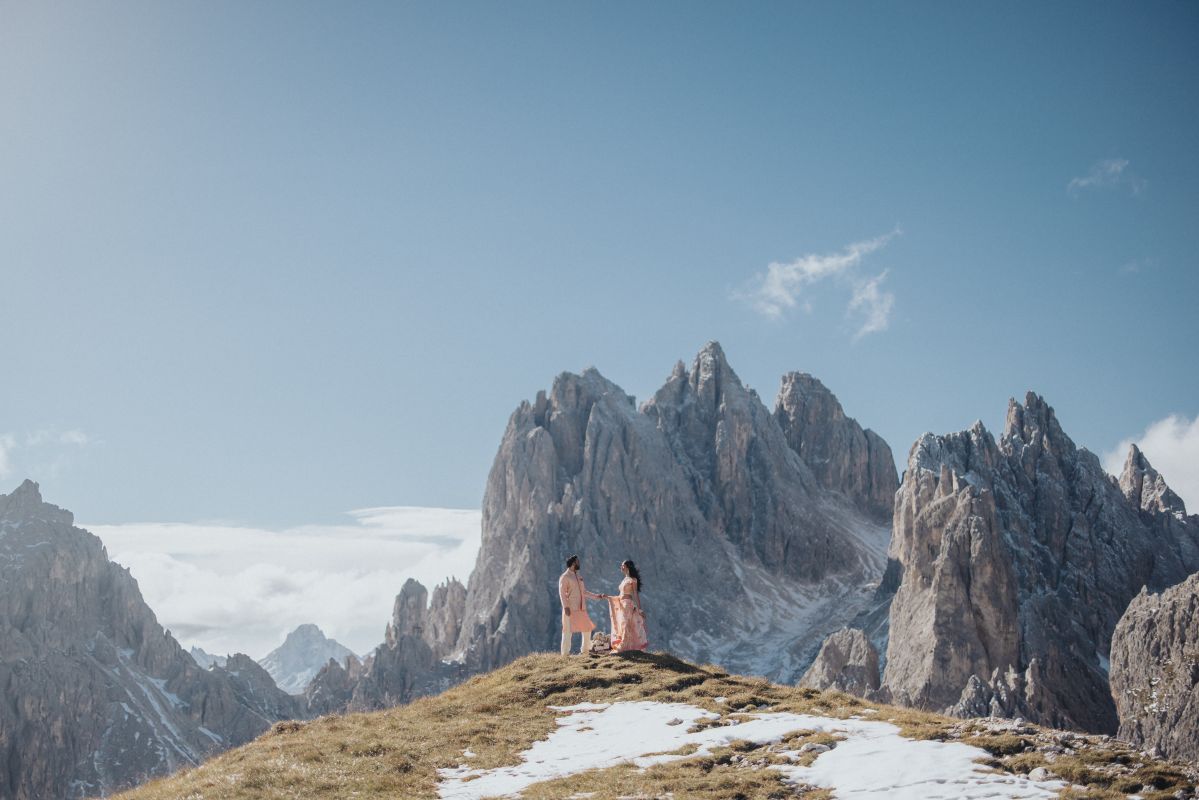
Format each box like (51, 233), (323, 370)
(453, 342), (893, 684)
(773, 372), (898, 521)
(881, 395), (1199, 733)
(798, 627), (881, 698)
(303, 655), (366, 717)
(0, 480), (305, 800)
(1111, 571), (1199, 762)
(309, 578), (468, 712)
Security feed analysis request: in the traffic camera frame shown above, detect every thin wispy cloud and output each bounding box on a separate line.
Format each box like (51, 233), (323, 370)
(1067, 158), (1147, 197)
(1119, 257), (1156, 275)
(735, 229), (900, 339)
(1102, 413), (1199, 512)
(87, 506), (483, 659)
(848, 270), (895, 340)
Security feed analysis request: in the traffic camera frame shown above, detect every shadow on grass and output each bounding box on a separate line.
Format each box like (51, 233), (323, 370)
(610, 650), (706, 674)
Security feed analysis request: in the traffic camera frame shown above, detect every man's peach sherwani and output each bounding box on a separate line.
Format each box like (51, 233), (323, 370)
(559, 568), (598, 655)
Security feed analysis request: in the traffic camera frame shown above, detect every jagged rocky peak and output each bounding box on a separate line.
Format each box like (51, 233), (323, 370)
(0, 480), (305, 800)
(190, 646), (227, 669)
(426, 578), (467, 658)
(773, 371), (898, 520)
(0, 478), (72, 526)
(454, 341), (893, 685)
(1119, 443), (1188, 516)
(882, 392), (1199, 734)
(1110, 572), (1199, 762)
(382, 577), (466, 660)
(387, 579), (430, 644)
(304, 654), (367, 717)
(345, 577), (466, 713)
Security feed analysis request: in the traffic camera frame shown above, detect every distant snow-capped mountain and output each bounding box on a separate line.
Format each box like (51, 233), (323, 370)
(259, 624), (357, 695)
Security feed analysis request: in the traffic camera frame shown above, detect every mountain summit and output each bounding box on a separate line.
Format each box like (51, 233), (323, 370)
(878, 393), (1199, 733)
(259, 624), (356, 695)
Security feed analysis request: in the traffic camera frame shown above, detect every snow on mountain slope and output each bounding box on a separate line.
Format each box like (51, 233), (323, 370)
(258, 624), (356, 695)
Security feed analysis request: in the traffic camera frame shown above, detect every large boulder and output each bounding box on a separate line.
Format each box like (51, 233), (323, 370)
(798, 627), (882, 698)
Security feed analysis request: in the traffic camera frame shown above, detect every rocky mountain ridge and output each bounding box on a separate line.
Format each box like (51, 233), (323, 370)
(312, 342), (899, 713)
(451, 342), (896, 683)
(801, 394), (1199, 739)
(0, 480), (306, 800)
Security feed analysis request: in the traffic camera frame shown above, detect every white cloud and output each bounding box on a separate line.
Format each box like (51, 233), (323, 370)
(735, 230), (900, 339)
(87, 506), (482, 660)
(1067, 158), (1147, 197)
(1102, 413), (1199, 512)
(847, 270), (895, 340)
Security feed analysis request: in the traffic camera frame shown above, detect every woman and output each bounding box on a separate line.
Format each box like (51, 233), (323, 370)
(599, 560), (648, 653)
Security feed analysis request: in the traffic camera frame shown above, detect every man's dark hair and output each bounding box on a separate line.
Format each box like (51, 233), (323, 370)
(565, 554), (580, 569)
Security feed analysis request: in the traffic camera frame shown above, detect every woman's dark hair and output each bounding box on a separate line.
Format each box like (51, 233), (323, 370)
(622, 559), (642, 590)
(565, 554), (580, 569)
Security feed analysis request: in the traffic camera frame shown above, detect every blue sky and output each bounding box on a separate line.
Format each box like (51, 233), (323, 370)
(3, 1), (1197, 531)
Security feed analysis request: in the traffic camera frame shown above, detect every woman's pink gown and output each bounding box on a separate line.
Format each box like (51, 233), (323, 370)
(607, 577), (648, 652)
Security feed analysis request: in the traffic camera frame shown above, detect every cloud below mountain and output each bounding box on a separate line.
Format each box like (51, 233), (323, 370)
(87, 506), (482, 659)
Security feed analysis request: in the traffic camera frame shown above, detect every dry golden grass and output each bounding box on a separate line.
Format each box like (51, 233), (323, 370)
(107, 651), (1195, 800)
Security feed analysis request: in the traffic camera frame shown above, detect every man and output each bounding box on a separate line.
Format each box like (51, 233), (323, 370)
(559, 554), (602, 655)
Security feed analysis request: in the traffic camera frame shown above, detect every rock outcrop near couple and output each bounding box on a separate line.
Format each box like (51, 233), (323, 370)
(804, 393), (1199, 743)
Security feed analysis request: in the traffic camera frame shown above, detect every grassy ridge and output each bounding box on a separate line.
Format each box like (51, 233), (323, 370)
(110, 651), (1196, 800)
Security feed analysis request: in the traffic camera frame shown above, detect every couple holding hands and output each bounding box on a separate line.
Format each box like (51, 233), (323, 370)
(558, 554), (648, 656)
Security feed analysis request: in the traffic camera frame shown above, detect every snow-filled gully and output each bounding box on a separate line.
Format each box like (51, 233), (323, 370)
(437, 701), (1066, 800)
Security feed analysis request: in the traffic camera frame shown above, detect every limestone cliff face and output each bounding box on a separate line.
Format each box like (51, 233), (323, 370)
(1110, 572), (1199, 762)
(306, 578), (467, 712)
(881, 395), (1199, 733)
(304, 654), (366, 717)
(773, 372), (898, 521)
(453, 342), (892, 683)
(0, 481), (303, 800)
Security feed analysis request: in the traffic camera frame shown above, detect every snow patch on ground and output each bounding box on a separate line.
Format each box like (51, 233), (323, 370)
(772, 715), (1066, 799)
(437, 702), (1067, 800)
